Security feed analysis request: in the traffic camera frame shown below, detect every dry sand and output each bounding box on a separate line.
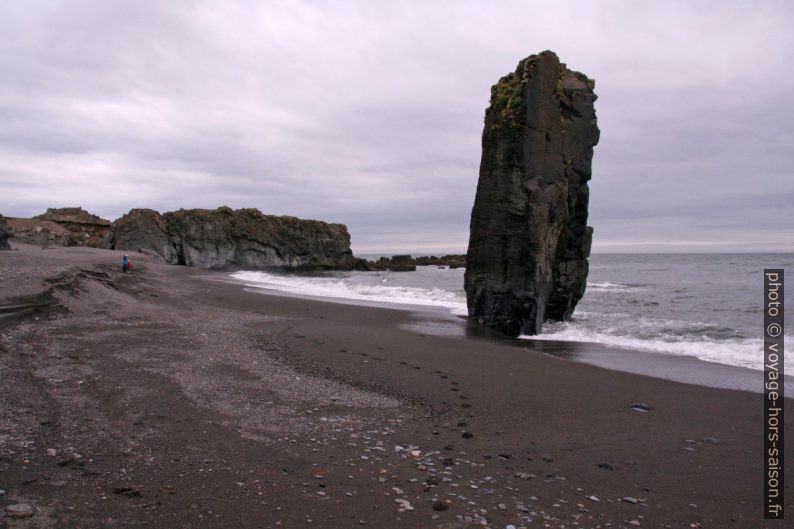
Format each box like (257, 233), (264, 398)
(0, 243), (791, 528)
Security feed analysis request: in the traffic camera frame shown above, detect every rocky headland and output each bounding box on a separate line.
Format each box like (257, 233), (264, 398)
(465, 51), (599, 336)
(104, 206), (354, 270)
(5, 207), (111, 248)
(4, 206), (465, 273)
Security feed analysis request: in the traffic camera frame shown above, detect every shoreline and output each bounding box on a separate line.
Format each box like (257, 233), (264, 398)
(1, 243), (791, 528)
(229, 274), (792, 397)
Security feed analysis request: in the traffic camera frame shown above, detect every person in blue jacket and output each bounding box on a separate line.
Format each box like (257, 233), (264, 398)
(121, 253), (130, 273)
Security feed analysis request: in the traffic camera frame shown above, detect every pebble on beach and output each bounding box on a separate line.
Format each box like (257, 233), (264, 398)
(5, 503), (35, 518)
(394, 498), (414, 512)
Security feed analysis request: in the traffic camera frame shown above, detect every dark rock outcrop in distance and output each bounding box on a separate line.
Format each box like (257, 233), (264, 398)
(386, 254), (416, 272)
(0, 214), (12, 250)
(465, 50), (599, 336)
(353, 254), (466, 272)
(362, 255), (416, 272)
(7, 207), (111, 248)
(414, 255), (466, 269)
(34, 207), (112, 247)
(104, 206), (355, 270)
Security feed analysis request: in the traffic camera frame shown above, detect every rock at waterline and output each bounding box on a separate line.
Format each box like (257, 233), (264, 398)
(465, 50), (599, 336)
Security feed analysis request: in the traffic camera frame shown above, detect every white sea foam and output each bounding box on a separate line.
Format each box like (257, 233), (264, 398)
(586, 281), (645, 292)
(522, 322), (791, 373)
(231, 264), (789, 375)
(231, 270), (469, 315)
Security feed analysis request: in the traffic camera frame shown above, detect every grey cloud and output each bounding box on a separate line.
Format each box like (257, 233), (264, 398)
(1, 0), (792, 253)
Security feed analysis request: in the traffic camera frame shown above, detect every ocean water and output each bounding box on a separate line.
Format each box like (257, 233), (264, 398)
(231, 253), (792, 373)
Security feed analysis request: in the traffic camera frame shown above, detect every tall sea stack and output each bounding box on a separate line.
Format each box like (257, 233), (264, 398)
(464, 51), (599, 336)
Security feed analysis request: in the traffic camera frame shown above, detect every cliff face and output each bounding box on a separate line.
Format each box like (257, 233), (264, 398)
(104, 207), (354, 270)
(103, 209), (177, 263)
(7, 207), (111, 247)
(464, 51), (599, 336)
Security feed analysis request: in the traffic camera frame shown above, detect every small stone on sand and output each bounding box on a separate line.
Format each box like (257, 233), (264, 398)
(394, 498), (414, 512)
(5, 504), (34, 518)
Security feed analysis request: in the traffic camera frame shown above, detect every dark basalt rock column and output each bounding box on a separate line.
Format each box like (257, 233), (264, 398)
(464, 51), (599, 336)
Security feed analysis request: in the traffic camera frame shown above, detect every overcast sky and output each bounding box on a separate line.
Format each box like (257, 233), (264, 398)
(1, 0), (792, 253)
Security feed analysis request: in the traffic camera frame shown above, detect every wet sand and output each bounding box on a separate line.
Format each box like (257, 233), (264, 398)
(361, 301), (793, 397)
(0, 243), (791, 528)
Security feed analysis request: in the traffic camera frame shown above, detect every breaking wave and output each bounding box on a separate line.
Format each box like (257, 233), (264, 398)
(231, 270), (468, 315)
(586, 281), (647, 292)
(523, 318), (790, 373)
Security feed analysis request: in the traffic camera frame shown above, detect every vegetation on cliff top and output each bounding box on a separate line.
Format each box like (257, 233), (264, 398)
(487, 72), (524, 129)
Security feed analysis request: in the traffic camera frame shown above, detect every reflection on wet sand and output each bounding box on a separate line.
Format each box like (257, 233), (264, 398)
(402, 309), (793, 396)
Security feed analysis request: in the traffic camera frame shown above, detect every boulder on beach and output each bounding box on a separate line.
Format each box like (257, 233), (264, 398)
(0, 214), (12, 250)
(104, 206), (355, 270)
(464, 50), (599, 336)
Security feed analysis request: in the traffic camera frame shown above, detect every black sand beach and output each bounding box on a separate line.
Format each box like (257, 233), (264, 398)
(1, 243), (791, 528)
